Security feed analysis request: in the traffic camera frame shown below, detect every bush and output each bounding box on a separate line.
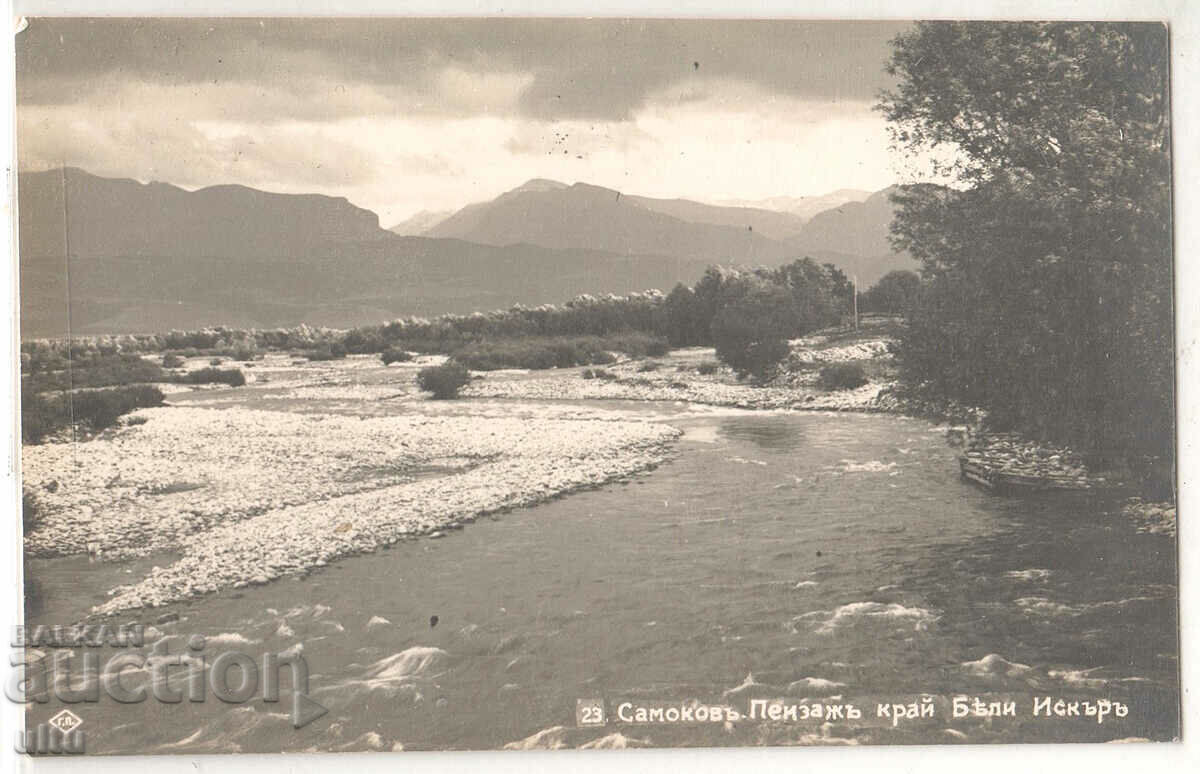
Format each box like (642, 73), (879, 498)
(637, 361), (661, 372)
(817, 362), (868, 391)
(450, 334), (664, 371)
(209, 357), (224, 366)
(417, 362), (471, 399)
(22, 489), (43, 535)
(697, 361), (720, 375)
(162, 354), (185, 368)
(301, 342), (347, 361)
(381, 348), (413, 365)
(22, 385), (165, 444)
(23, 353), (169, 393)
(178, 367), (246, 387)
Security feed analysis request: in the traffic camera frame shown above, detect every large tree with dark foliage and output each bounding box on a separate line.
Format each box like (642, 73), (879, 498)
(861, 270), (921, 315)
(880, 22), (1173, 479)
(711, 283), (797, 383)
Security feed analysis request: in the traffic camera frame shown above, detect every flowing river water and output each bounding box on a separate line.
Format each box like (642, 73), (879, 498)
(24, 401), (1179, 751)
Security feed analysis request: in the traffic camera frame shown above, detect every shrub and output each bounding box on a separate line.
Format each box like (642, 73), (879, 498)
(162, 354), (185, 368)
(637, 361), (661, 372)
(22, 489), (43, 535)
(22, 385), (165, 444)
(178, 367), (246, 387)
(301, 342), (346, 361)
(817, 362), (869, 391)
(381, 348), (413, 365)
(23, 353), (169, 393)
(451, 334), (666, 371)
(209, 357), (224, 366)
(417, 362), (471, 399)
(697, 361), (720, 375)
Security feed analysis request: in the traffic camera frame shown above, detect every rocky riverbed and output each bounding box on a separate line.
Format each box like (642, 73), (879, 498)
(23, 403), (680, 614)
(959, 433), (1113, 490)
(1122, 498), (1177, 537)
(461, 342), (894, 412)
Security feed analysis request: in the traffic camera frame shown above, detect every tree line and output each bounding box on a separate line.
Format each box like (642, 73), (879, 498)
(22, 259), (856, 383)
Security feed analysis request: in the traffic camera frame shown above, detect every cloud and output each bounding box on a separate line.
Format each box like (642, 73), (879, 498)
(15, 18), (941, 224)
(17, 18), (909, 121)
(18, 106), (384, 191)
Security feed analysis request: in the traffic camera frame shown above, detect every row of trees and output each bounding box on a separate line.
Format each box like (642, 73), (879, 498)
(20, 291), (672, 365)
(23, 261), (855, 383)
(878, 22), (1173, 479)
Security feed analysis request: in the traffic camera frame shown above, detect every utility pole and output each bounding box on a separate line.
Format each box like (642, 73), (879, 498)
(852, 274), (859, 331)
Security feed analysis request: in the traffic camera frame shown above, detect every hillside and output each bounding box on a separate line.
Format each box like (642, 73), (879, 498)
(19, 169), (717, 337)
(715, 189), (873, 220)
(623, 194), (808, 241)
(19, 167), (388, 261)
(19, 168), (918, 337)
(387, 209), (454, 236)
(425, 180), (798, 265)
(784, 186), (920, 284)
(427, 179), (915, 285)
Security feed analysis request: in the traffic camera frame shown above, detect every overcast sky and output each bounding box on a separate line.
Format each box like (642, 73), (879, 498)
(17, 18), (935, 225)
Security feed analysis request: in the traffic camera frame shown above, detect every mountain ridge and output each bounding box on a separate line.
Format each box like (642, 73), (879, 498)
(425, 179), (801, 265)
(19, 167), (919, 338)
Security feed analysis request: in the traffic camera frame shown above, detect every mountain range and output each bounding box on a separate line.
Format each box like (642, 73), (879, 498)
(713, 189), (873, 220)
(18, 168), (917, 338)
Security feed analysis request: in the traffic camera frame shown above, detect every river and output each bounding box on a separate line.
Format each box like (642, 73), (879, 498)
(24, 402), (1179, 751)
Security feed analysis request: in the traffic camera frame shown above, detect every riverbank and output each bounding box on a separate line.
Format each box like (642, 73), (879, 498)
(461, 321), (902, 413)
(22, 404), (680, 614)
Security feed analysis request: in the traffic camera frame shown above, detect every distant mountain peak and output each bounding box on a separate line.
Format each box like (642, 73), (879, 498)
(512, 178), (569, 194)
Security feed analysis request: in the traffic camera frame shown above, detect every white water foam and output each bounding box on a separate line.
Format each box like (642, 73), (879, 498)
(786, 677), (847, 695)
(1005, 569), (1053, 582)
(835, 460), (898, 474)
(959, 653), (1034, 678)
(802, 601), (939, 635)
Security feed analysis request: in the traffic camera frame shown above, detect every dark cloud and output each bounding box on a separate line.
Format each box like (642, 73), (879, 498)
(16, 17), (908, 120)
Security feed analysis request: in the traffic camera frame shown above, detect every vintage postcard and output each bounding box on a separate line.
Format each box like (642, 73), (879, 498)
(10, 16), (1180, 755)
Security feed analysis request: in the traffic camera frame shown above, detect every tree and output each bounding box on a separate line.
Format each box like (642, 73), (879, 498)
(879, 22), (1173, 469)
(861, 270), (921, 315)
(824, 263), (856, 316)
(663, 283), (704, 347)
(711, 284), (797, 383)
(773, 258), (845, 333)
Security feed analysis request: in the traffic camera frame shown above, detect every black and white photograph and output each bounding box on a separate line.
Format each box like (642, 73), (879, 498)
(7, 12), (1186, 758)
